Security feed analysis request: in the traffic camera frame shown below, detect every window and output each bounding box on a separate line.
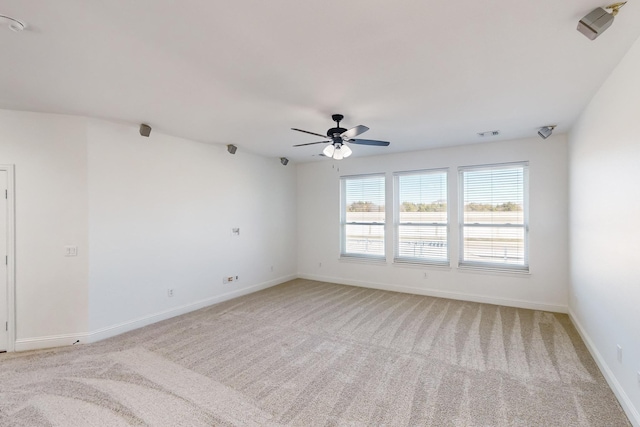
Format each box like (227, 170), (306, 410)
(341, 174), (386, 259)
(394, 169), (448, 265)
(459, 162), (529, 271)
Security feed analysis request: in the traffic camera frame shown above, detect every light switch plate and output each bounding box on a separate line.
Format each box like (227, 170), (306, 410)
(64, 246), (78, 256)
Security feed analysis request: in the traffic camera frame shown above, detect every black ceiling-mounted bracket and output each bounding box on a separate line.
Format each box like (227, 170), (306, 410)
(328, 114), (346, 140)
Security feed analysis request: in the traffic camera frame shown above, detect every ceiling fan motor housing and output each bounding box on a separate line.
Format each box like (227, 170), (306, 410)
(327, 127), (347, 140)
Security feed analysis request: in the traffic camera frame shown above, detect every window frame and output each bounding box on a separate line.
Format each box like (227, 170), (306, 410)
(458, 162), (529, 272)
(340, 173), (387, 261)
(393, 168), (449, 266)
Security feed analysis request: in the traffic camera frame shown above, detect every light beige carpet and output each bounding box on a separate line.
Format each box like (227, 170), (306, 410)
(0, 279), (631, 426)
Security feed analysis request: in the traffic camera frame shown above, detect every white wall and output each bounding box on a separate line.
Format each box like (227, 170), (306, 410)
(87, 119), (298, 336)
(296, 136), (569, 312)
(0, 110), (298, 349)
(568, 35), (640, 425)
(0, 110), (89, 345)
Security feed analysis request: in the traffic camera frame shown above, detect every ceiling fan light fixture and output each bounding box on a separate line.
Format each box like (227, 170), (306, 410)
(323, 144), (335, 157)
(341, 144), (353, 158)
(333, 146), (344, 160)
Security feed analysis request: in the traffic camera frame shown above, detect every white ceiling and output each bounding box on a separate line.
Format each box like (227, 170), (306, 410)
(1, 1), (639, 162)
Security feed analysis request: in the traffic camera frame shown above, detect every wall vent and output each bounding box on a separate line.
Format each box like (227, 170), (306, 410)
(477, 130), (500, 137)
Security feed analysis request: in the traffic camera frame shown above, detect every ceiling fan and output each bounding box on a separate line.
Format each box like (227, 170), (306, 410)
(292, 114), (390, 160)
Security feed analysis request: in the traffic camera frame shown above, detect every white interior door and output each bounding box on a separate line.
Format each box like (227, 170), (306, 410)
(0, 170), (7, 352)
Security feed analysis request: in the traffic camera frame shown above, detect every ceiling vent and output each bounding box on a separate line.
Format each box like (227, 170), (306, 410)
(477, 130), (500, 137)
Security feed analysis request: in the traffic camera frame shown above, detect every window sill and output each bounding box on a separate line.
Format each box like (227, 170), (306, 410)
(393, 260), (451, 270)
(339, 255), (387, 265)
(457, 265), (530, 277)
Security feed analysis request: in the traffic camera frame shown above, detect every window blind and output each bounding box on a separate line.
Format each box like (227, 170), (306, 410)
(394, 169), (448, 265)
(459, 163), (528, 270)
(341, 174), (386, 259)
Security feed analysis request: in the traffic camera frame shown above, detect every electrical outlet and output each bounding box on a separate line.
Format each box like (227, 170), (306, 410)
(616, 345), (622, 363)
(167, 289), (174, 297)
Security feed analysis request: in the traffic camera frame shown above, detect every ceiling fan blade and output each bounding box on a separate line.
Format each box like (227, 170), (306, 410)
(293, 141), (330, 147)
(341, 125), (369, 139)
(349, 139), (390, 146)
(291, 128), (329, 139)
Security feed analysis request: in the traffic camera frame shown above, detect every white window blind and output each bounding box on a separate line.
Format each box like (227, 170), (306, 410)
(394, 169), (448, 265)
(459, 162), (529, 271)
(341, 174), (386, 259)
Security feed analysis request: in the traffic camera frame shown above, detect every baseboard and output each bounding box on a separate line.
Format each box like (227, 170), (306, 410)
(13, 275), (296, 352)
(15, 333), (88, 352)
(298, 273), (568, 313)
(87, 274), (296, 344)
(569, 309), (639, 427)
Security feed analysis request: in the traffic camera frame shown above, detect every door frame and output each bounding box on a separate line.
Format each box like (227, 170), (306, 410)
(0, 165), (15, 352)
